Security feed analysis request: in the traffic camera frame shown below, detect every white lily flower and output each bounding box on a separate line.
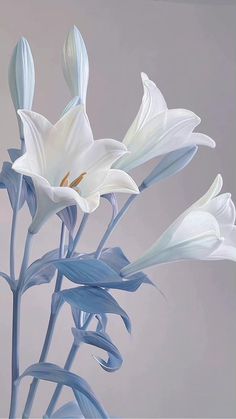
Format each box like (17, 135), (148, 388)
(12, 105), (139, 234)
(114, 73), (215, 172)
(121, 175), (236, 276)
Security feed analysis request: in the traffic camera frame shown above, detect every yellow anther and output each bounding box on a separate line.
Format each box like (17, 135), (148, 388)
(69, 172), (87, 188)
(60, 172), (70, 187)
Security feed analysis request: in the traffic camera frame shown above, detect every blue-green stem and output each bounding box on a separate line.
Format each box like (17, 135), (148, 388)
(95, 191), (141, 259)
(9, 231), (33, 419)
(22, 214), (89, 418)
(9, 140), (25, 280)
(44, 314), (93, 417)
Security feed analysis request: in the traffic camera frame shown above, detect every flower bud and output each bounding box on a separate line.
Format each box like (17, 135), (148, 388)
(8, 37), (35, 138)
(63, 26), (89, 104)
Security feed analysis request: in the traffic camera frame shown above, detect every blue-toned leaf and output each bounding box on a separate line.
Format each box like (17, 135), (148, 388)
(8, 148), (22, 162)
(0, 161), (25, 209)
(142, 145), (198, 188)
(54, 257), (149, 292)
(102, 193), (118, 221)
(74, 391), (105, 419)
(72, 328), (123, 372)
(0, 271), (16, 291)
(22, 249), (60, 292)
(62, 96), (81, 116)
(50, 401), (83, 418)
(95, 314), (108, 333)
(54, 258), (120, 283)
(52, 286), (131, 333)
(18, 362), (108, 419)
(24, 175), (37, 217)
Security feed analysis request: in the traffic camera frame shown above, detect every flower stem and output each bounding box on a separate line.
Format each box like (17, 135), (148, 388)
(9, 290), (21, 419)
(9, 231), (33, 419)
(22, 214), (89, 418)
(95, 193), (139, 259)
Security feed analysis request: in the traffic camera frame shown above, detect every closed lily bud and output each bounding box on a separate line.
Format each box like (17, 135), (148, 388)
(63, 25), (89, 104)
(8, 37), (35, 139)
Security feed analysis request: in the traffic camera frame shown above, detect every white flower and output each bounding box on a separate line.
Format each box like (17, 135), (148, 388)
(63, 26), (89, 104)
(114, 73), (215, 172)
(12, 105), (139, 234)
(121, 175), (236, 276)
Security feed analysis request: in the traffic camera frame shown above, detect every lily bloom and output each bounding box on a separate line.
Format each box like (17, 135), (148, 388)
(12, 105), (139, 233)
(121, 175), (236, 276)
(114, 73), (215, 172)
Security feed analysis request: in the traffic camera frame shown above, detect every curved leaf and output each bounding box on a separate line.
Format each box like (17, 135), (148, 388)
(50, 401), (83, 418)
(57, 205), (77, 243)
(0, 161), (25, 209)
(72, 328), (123, 372)
(0, 271), (16, 290)
(52, 286), (131, 333)
(142, 145), (198, 188)
(22, 248), (61, 292)
(18, 362), (108, 419)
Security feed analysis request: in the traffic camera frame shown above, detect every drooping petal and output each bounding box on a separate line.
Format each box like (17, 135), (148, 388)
(98, 169), (139, 195)
(28, 178), (99, 233)
(123, 73), (167, 148)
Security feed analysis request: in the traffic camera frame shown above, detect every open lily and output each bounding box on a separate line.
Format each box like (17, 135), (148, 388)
(121, 175), (236, 276)
(12, 105), (139, 234)
(114, 73), (215, 172)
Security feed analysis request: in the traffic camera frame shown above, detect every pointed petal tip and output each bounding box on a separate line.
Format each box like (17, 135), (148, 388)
(141, 72), (149, 82)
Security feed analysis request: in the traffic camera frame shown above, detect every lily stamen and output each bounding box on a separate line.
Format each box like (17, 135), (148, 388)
(69, 172), (87, 188)
(60, 171), (70, 187)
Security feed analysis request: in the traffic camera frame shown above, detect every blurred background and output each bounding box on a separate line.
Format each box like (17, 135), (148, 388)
(0, 1), (235, 417)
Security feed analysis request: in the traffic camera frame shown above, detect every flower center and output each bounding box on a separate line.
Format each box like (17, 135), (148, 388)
(60, 172), (87, 188)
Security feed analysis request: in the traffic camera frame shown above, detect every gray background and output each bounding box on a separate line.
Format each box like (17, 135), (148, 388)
(0, 0), (235, 418)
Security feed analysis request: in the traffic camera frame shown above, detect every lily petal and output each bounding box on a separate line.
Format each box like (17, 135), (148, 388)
(99, 169), (139, 195)
(208, 225), (236, 261)
(123, 72), (167, 148)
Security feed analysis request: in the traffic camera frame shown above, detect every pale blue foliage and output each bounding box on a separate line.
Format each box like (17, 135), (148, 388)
(72, 328), (123, 372)
(0, 162), (25, 209)
(49, 401), (83, 418)
(52, 286), (131, 333)
(18, 363), (108, 418)
(62, 96), (81, 116)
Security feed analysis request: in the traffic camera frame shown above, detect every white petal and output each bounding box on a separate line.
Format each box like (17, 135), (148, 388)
(208, 225), (236, 261)
(115, 109), (201, 171)
(46, 105), (93, 185)
(98, 169), (139, 195)
(187, 132), (215, 148)
(77, 139), (128, 175)
(17, 110), (51, 175)
(29, 176), (100, 233)
(203, 193), (236, 226)
(123, 73), (167, 148)
(191, 174), (223, 210)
